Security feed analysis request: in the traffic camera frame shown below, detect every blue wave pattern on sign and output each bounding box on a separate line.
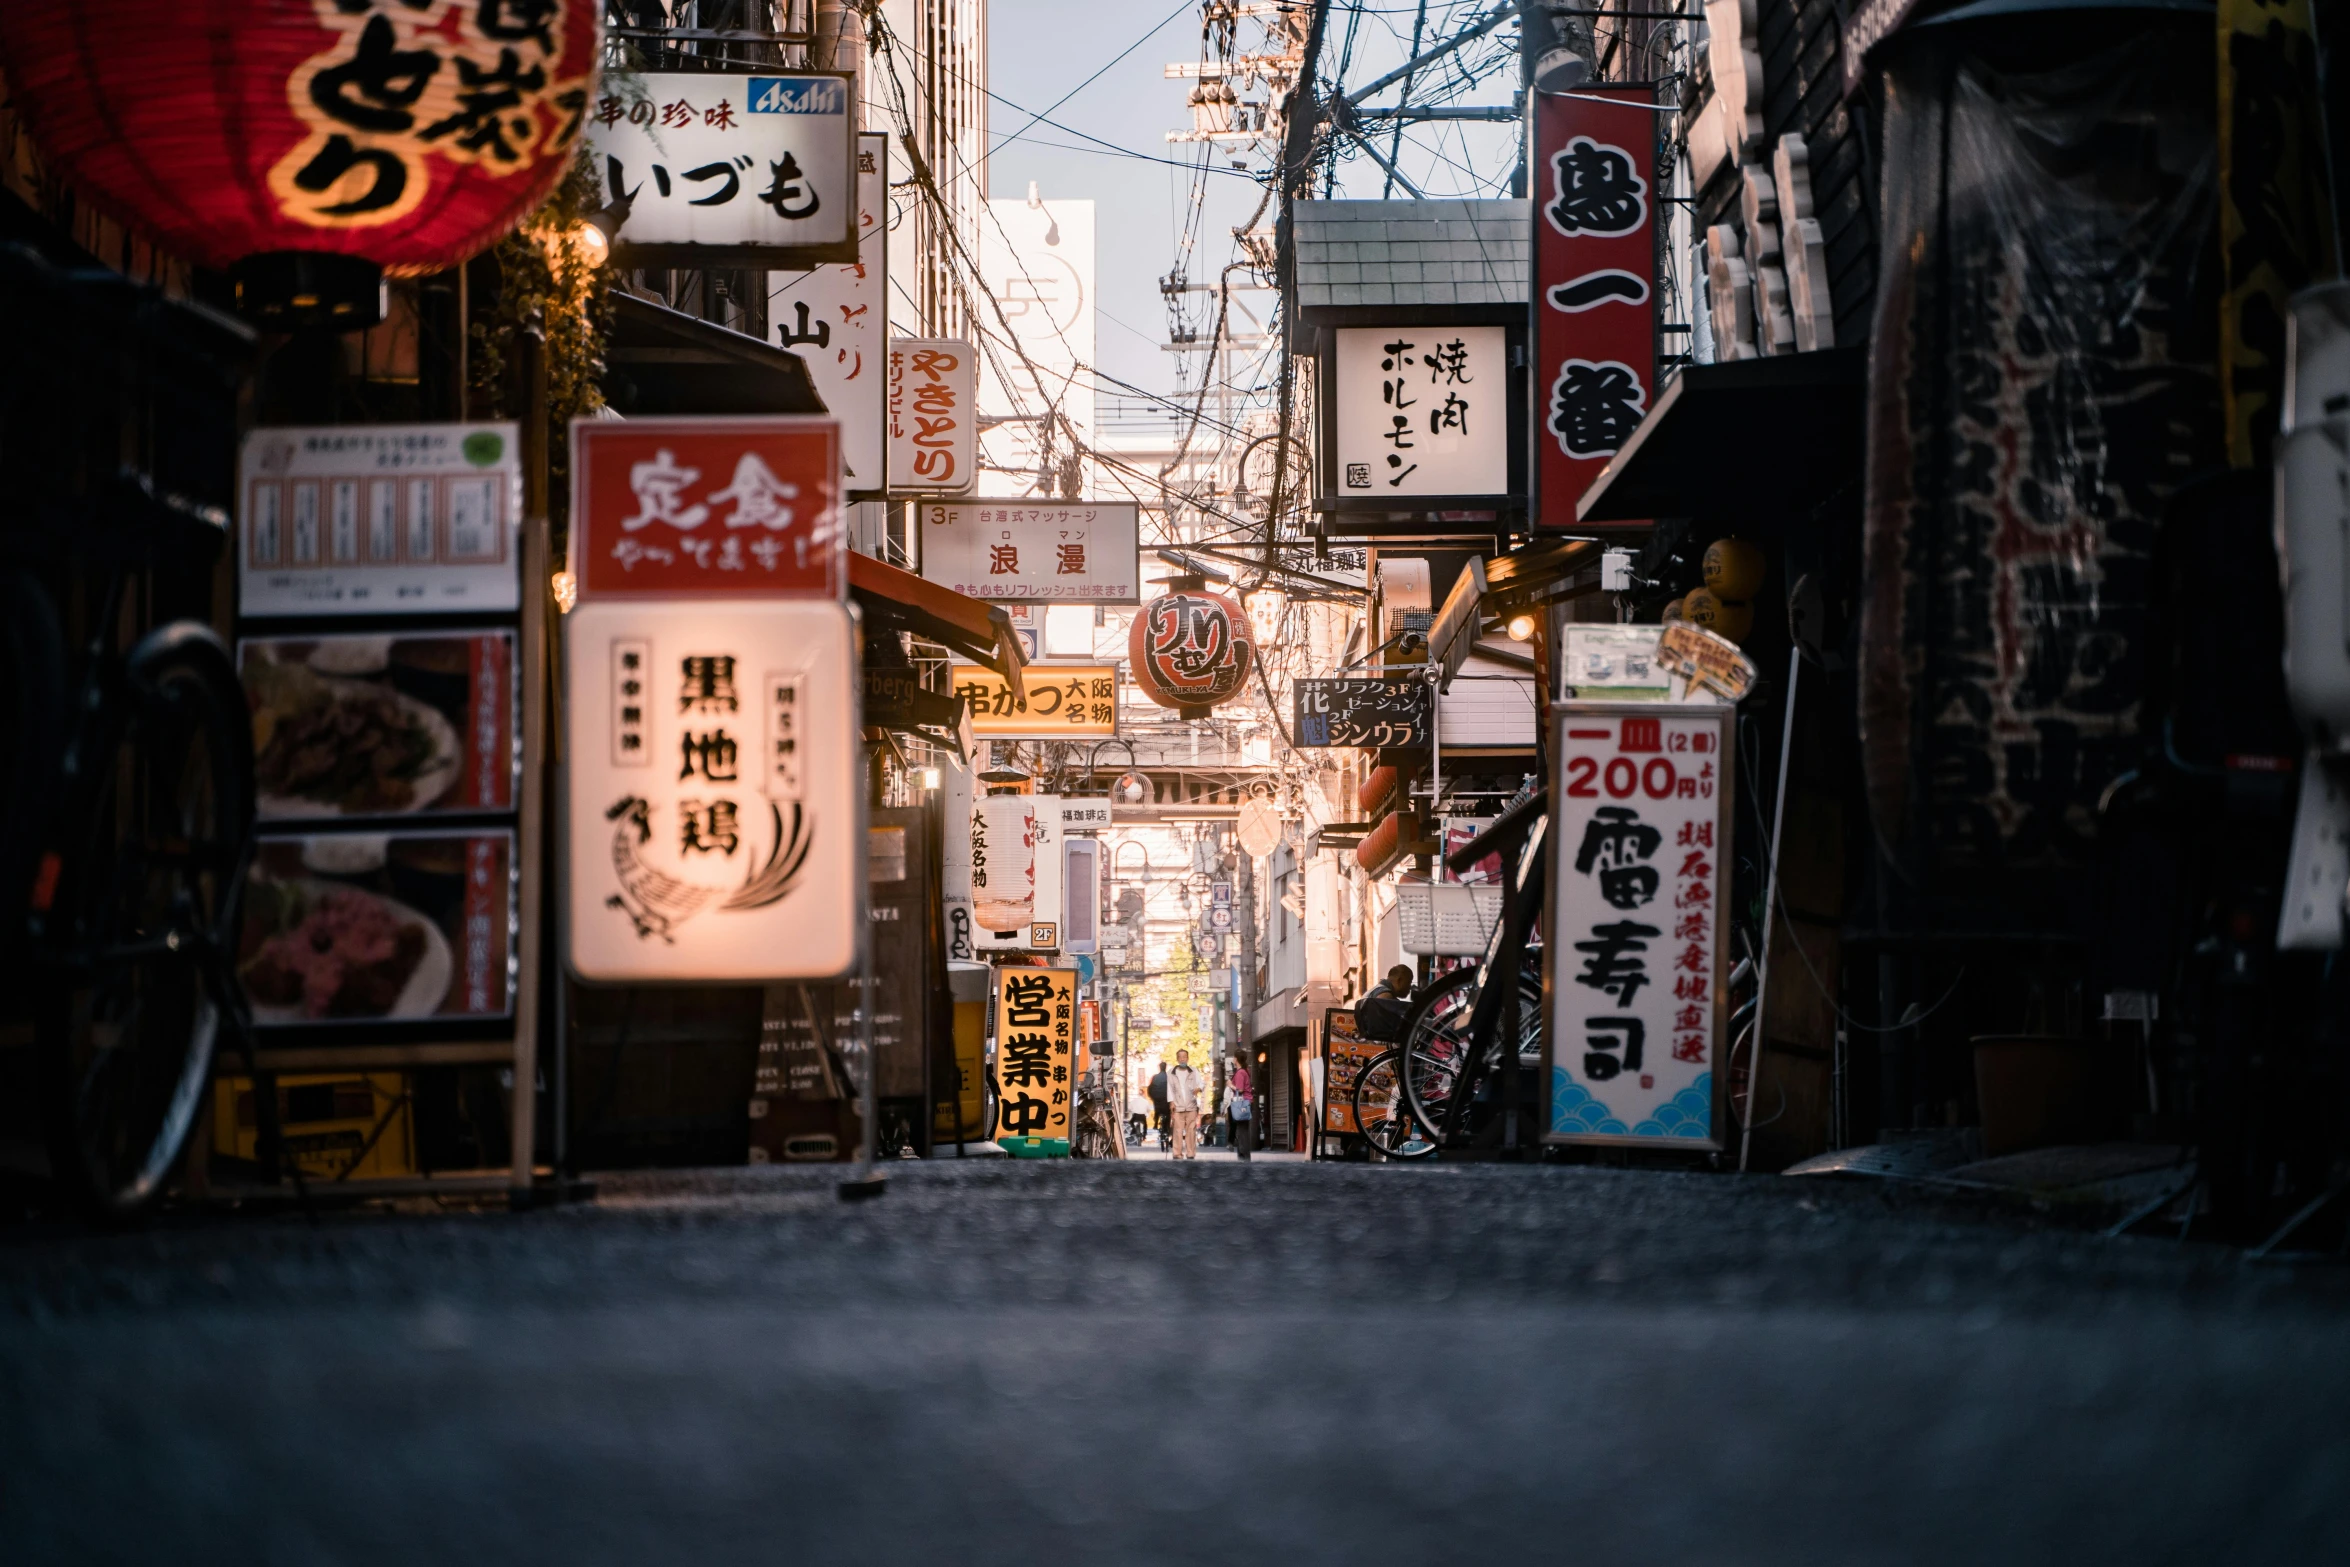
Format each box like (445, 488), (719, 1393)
(1550, 1071), (1629, 1136)
(1551, 1069), (1712, 1139)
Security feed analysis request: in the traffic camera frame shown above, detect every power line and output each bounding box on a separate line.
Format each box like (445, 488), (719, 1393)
(980, 0), (1199, 170)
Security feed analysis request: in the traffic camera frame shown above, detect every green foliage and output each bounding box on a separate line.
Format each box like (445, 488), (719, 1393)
(1135, 935), (1214, 1068)
(469, 149), (612, 542)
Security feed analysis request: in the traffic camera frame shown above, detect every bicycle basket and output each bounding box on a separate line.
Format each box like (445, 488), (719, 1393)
(1394, 877), (1507, 957)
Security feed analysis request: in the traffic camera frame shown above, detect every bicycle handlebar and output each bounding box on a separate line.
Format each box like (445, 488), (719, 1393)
(1445, 787), (1548, 876)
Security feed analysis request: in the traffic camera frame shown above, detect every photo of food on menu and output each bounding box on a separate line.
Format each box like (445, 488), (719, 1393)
(238, 833), (516, 1027)
(240, 633), (516, 821)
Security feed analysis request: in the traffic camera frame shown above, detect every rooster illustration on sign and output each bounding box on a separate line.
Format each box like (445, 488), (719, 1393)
(604, 796), (814, 943)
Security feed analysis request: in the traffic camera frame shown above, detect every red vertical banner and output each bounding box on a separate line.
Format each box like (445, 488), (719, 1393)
(467, 633), (513, 810)
(1533, 86), (1658, 529)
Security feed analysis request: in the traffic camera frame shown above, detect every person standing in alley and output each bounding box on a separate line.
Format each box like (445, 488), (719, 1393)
(1226, 1052), (1254, 1161)
(1167, 1049), (1203, 1160)
(1148, 1059), (1171, 1151)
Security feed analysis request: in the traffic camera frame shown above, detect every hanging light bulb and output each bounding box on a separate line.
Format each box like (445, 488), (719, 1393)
(1506, 612), (1538, 642)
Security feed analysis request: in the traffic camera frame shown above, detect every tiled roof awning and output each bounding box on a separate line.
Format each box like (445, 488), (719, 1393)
(1292, 199), (1528, 316)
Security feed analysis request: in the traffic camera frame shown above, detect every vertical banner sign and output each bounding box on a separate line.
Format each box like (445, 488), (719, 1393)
(1064, 836), (1100, 956)
(1028, 796), (1065, 952)
(888, 339), (977, 494)
(1534, 86), (1658, 529)
(770, 132), (889, 494)
(941, 759), (976, 961)
(569, 417), (844, 601)
(1546, 704), (1732, 1147)
(971, 793), (1037, 945)
(996, 968), (1079, 1145)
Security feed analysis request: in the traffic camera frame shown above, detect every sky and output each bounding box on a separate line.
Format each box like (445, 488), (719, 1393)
(981, 0), (1271, 401)
(981, 0), (1524, 403)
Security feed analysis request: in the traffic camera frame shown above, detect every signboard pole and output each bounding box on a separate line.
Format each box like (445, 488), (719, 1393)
(1739, 648), (1801, 1173)
(841, 916), (884, 1198)
(509, 521), (548, 1205)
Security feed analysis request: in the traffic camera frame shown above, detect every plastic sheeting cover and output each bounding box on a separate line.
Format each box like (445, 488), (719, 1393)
(1859, 27), (2223, 879)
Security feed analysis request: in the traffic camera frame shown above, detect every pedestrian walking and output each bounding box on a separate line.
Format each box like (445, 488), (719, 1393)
(1227, 1054), (1254, 1161)
(1167, 1049), (1203, 1160)
(1148, 1060), (1171, 1150)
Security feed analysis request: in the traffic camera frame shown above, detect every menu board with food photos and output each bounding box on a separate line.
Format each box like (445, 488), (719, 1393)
(232, 425), (533, 1042)
(242, 632), (517, 822)
(238, 832), (517, 1029)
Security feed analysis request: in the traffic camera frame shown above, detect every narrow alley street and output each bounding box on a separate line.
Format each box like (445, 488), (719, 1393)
(5, 1164), (2344, 1562)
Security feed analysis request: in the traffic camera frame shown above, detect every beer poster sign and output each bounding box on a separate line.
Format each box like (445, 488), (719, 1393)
(1545, 704), (1731, 1147)
(995, 967), (1078, 1146)
(564, 599), (861, 982)
(585, 72), (856, 264)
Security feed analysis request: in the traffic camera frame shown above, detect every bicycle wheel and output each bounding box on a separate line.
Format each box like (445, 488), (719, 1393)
(1398, 963), (1544, 1146)
(41, 623), (253, 1219)
(1351, 1047), (1434, 1160)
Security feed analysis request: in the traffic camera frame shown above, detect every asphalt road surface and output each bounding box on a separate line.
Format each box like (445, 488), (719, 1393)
(4, 1158), (2346, 1564)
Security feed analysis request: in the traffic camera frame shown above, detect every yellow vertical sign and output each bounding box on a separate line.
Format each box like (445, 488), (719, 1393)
(995, 967), (1078, 1147)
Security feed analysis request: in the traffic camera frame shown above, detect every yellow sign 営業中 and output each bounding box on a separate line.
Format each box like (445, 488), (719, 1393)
(995, 967), (1078, 1142)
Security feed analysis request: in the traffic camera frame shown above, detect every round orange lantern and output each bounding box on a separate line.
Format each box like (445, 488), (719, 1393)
(1130, 583), (1254, 719)
(1702, 537), (1766, 600)
(0, 2), (601, 327)
(1684, 588), (1755, 644)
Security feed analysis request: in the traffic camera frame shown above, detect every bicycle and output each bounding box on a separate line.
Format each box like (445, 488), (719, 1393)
(1071, 1065), (1125, 1159)
(4, 476), (261, 1220)
(1349, 1047), (1434, 1159)
(1397, 788), (1552, 1154)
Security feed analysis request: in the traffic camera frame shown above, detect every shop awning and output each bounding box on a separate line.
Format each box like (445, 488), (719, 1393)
(1429, 536), (1600, 688)
(847, 551), (1026, 702)
(603, 292), (826, 416)
(1575, 347), (1867, 526)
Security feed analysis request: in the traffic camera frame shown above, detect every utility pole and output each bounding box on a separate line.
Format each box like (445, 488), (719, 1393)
(1237, 839), (1260, 1071)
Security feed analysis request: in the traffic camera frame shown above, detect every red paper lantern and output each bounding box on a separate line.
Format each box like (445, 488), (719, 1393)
(0, 1), (600, 325)
(1129, 586), (1255, 719)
